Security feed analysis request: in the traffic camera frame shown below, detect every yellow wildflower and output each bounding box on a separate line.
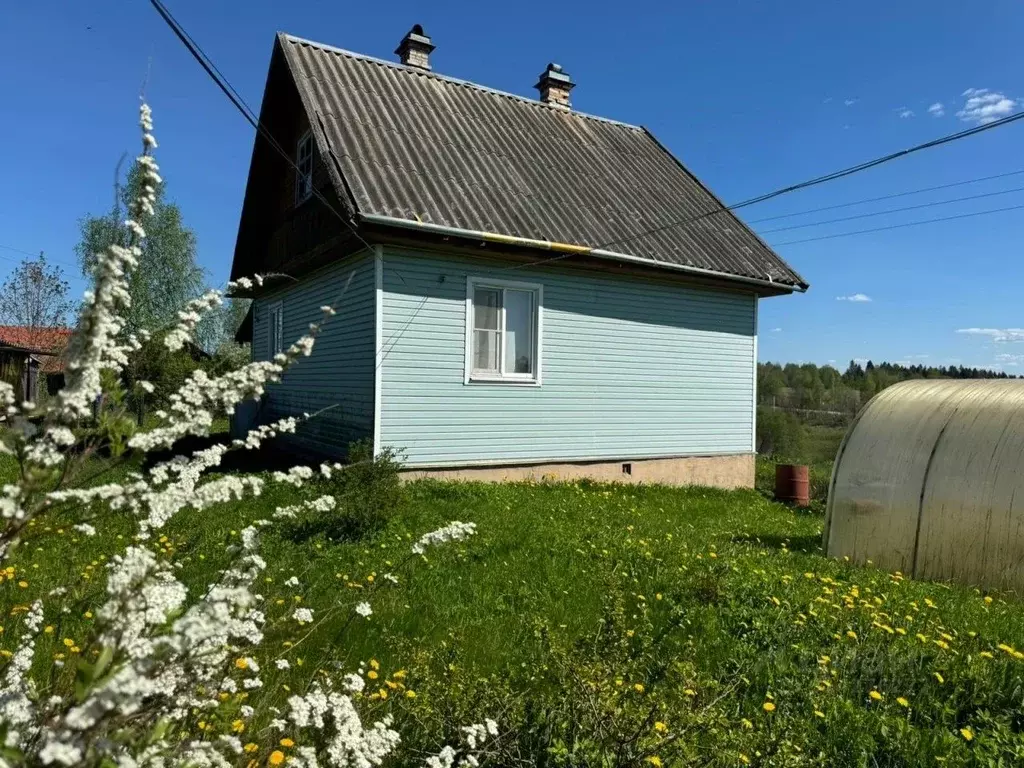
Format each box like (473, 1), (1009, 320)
(980, 651), (994, 659)
(279, 738), (294, 748)
(960, 727), (974, 741)
(846, 630), (857, 640)
(633, 683), (645, 693)
(235, 658), (249, 670)
(244, 743), (258, 753)
(763, 701), (776, 712)
(44, 626), (53, 634)
(813, 710), (825, 718)
(232, 719), (245, 733)
(405, 690), (416, 698)
(934, 672), (945, 684)
(370, 659), (380, 670)
(62, 639), (75, 648)
(367, 670), (378, 680)
(741, 718), (753, 729)
(869, 690), (883, 702)
(654, 721), (668, 733)
(645, 758), (662, 767)
(897, 697), (909, 708)
(269, 751), (285, 766)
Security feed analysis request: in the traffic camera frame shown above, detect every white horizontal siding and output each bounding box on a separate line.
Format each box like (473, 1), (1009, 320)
(251, 252), (375, 455)
(380, 247), (756, 466)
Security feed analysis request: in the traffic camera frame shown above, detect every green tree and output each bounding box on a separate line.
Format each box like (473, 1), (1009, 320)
(75, 162), (206, 336)
(0, 253), (74, 329)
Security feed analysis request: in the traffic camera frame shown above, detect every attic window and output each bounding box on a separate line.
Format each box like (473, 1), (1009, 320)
(295, 132), (313, 205)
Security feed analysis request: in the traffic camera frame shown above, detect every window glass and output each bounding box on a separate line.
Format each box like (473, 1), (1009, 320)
(504, 289), (533, 374)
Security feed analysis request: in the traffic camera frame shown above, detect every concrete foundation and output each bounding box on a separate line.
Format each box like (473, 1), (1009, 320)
(400, 453), (754, 489)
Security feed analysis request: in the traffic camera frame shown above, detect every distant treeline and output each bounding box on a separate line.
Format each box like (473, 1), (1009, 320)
(759, 360), (1014, 415)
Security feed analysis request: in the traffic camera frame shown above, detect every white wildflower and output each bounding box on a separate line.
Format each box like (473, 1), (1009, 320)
(354, 602), (372, 618)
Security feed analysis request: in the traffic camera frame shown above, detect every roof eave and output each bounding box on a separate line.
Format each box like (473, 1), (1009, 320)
(358, 213), (805, 295)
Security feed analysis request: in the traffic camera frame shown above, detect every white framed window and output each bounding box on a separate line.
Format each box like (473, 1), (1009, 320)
(295, 132), (313, 205)
(464, 277), (543, 385)
(268, 301), (283, 358)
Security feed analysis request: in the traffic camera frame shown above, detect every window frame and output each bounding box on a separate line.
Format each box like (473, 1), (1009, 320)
(295, 131), (313, 205)
(267, 301), (284, 358)
(464, 276), (543, 386)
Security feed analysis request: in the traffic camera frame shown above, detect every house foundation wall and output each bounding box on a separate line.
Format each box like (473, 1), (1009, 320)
(400, 453), (754, 489)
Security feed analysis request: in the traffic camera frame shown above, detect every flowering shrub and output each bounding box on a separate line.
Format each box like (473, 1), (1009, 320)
(0, 105), (492, 766)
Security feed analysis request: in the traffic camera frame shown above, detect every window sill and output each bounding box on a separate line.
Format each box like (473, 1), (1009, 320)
(466, 375), (541, 387)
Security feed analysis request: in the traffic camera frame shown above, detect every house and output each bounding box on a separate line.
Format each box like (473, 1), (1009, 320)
(230, 26), (808, 487)
(0, 326), (71, 402)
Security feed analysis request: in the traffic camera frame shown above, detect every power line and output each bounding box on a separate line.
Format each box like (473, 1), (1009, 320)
(770, 202), (1024, 246)
(757, 184), (1024, 235)
(0, 244), (41, 259)
(148, 0), (375, 258)
(747, 169), (1024, 224)
(505, 113), (1024, 273)
(595, 109), (1024, 252)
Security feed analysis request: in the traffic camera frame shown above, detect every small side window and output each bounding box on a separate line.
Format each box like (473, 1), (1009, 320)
(295, 132), (313, 205)
(268, 302), (283, 358)
(465, 277), (542, 384)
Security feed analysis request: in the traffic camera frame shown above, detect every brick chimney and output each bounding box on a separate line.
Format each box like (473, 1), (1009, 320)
(534, 63), (574, 108)
(395, 24), (435, 70)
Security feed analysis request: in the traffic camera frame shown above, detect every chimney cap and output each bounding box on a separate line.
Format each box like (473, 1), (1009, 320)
(395, 24), (435, 57)
(534, 62), (575, 92)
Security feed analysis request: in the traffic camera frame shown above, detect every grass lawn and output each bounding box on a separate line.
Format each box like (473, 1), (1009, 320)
(2, 453), (1023, 765)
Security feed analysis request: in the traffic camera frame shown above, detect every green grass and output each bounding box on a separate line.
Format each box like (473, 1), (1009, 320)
(2, 463), (1023, 765)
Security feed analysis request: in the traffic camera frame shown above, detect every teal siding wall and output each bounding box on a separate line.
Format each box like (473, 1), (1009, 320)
(252, 251), (375, 455)
(379, 247), (756, 466)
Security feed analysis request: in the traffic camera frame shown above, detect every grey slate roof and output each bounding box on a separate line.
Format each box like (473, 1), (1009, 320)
(279, 33), (807, 290)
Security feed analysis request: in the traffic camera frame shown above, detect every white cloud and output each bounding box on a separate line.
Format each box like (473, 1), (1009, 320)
(897, 107), (915, 118)
(771, 327), (782, 332)
(844, 98), (857, 106)
(927, 102), (945, 117)
(836, 293), (872, 302)
(995, 353), (1024, 366)
(956, 88), (1018, 124)
(956, 327), (1024, 342)
(823, 97), (833, 104)
(853, 357), (870, 365)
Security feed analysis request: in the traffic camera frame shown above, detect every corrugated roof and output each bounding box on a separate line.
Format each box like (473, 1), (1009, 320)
(278, 33), (807, 290)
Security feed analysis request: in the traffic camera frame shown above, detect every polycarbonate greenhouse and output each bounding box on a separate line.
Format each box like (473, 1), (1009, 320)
(824, 379), (1024, 592)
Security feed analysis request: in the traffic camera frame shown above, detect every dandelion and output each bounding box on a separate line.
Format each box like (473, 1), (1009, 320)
(869, 690), (883, 702)
(244, 743), (258, 753)
(405, 690), (416, 698)
(645, 757), (662, 767)
(846, 630), (857, 640)
(269, 751), (286, 766)
(897, 697), (909, 708)
(633, 683), (645, 693)
(813, 710), (825, 718)
(960, 727), (974, 741)
(763, 701), (776, 712)
(279, 738), (294, 748)
(654, 721), (668, 733)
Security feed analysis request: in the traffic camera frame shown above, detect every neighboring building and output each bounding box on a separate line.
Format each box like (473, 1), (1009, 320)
(0, 326), (72, 402)
(231, 26), (807, 487)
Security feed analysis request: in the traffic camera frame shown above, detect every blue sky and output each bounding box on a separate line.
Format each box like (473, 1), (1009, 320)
(2, 0), (1023, 371)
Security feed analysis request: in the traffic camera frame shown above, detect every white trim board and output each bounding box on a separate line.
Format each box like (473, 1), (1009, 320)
(372, 246), (384, 458)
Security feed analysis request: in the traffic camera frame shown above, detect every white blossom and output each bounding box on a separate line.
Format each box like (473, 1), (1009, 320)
(412, 522), (478, 555)
(355, 602), (373, 618)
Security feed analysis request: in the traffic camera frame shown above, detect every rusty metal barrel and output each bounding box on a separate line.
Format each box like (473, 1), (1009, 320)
(774, 464), (810, 506)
